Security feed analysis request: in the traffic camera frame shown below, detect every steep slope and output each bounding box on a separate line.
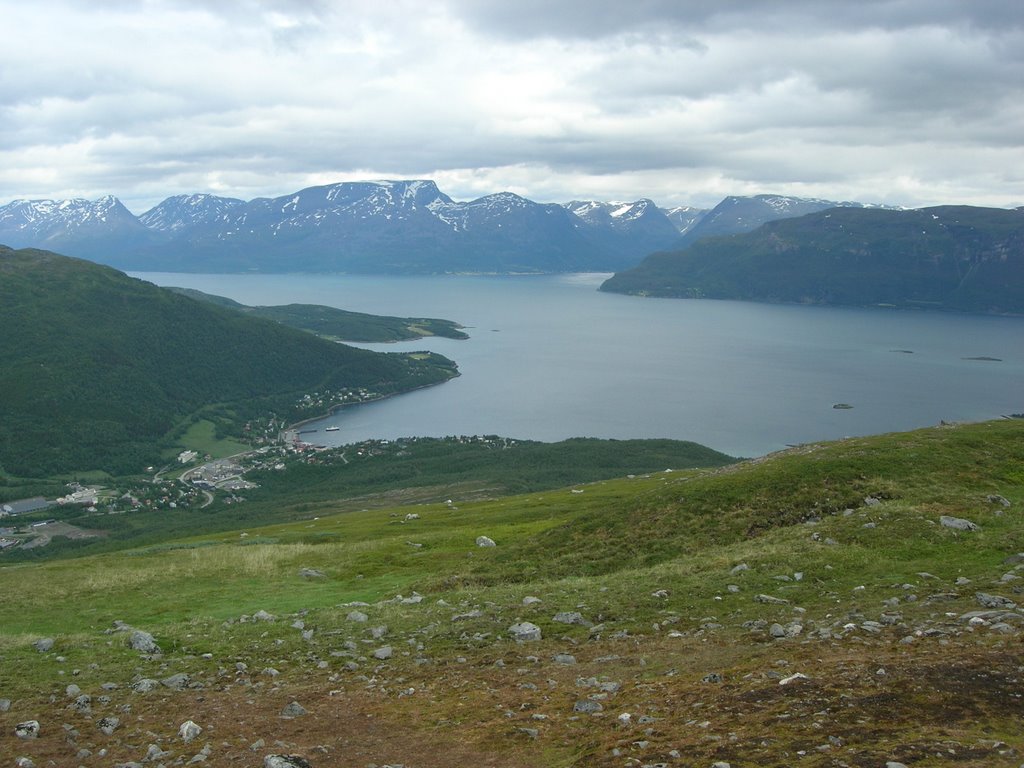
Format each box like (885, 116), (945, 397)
(139, 193), (246, 232)
(602, 205), (1024, 314)
(0, 246), (458, 476)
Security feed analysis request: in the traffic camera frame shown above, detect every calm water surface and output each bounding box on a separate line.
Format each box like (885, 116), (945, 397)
(135, 272), (1024, 457)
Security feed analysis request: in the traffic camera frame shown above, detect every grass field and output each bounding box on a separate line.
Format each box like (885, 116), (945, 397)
(1, 419), (1022, 767)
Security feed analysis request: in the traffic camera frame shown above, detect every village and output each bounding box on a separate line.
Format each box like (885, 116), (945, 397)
(0, 421), (519, 556)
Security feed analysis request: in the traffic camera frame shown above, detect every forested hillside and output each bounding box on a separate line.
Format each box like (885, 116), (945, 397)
(602, 205), (1024, 314)
(0, 247), (457, 476)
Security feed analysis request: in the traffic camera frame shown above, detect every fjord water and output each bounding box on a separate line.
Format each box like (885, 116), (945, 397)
(136, 272), (1023, 457)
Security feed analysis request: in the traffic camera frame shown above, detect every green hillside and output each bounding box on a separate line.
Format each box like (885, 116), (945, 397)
(0, 419), (1021, 766)
(167, 287), (469, 342)
(0, 246), (458, 477)
(602, 205), (1024, 314)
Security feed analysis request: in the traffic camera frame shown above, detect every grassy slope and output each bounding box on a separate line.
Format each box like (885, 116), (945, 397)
(168, 286), (470, 342)
(1, 419), (1022, 766)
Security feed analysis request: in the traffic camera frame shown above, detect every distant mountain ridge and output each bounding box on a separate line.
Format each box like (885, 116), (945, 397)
(0, 183), (922, 275)
(0, 181), (693, 273)
(601, 205), (1024, 315)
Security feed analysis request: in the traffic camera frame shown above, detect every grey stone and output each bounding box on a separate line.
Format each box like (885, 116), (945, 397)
(864, 496), (882, 506)
(885, 762), (909, 768)
(940, 515), (980, 531)
(178, 720), (202, 743)
(128, 630), (160, 654)
(553, 653), (577, 665)
(33, 637), (55, 653)
(298, 567), (325, 579)
(15, 720), (40, 739)
(65, 683), (81, 698)
(161, 673), (191, 690)
(70, 694), (92, 713)
(370, 625), (388, 639)
(572, 699), (604, 714)
(476, 535), (496, 547)
(552, 611), (591, 626)
(0, 698), (11, 712)
(522, 596), (542, 606)
(132, 678), (160, 693)
(977, 592), (1017, 610)
(280, 701), (307, 718)
(509, 622), (542, 642)
(97, 716), (120, 735)
(754, 594), (790, 605)
(769, 623), (786, 638)
(264, 756), (312, 768)
(702, 672), (723, 684)
(373, 645), (393, 660)
(452, 609), (482, 621)
(14, 757), (35, 768)
(518, 726), (540, 739)
(253, 609), (276, 622)
(987, 494), (1011, 507)
(346, 610), (368, 623)
(145, 744), (173, 761)
(730, 563), (750, 574)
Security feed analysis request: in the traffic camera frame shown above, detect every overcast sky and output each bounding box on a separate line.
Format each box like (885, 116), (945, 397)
(2, 0), (1022, 213)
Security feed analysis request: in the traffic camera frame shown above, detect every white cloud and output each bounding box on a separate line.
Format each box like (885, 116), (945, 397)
(0, 0), (1021, 212)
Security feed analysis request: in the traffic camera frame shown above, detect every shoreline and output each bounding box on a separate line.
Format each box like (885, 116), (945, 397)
(280, 371), (461, 445)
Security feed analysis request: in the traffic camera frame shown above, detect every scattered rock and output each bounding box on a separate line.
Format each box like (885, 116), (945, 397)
(15, 720), (40, 739)
(552, 611), (591, 626)
(128, 630), (160, 654)
(987, 494), (1011, 507)
(33, 637), (55, 653)
(298, 568), (325, 579)
(347, 610), (368, 623)
(754, 594), (790, 605)
(976, 592), (1018, 610)
(253, 609), (276, 622)
(940, 515), (980, 532)
(281, 701), (307, 718)
(702, 672), (723, 684)
(509, 622), (542, 642)
(161, 673), (191, 690)
(97, 716), (120, 735)
(0, 698), (11, 712)
(522, 596), (542, 606)
(730, 563), (749, 574)
(373, 645), (393, 660)
(178, 720), (202, 743)
(779, 672), (810, 686)
(476, 535), (496, 547)
(145, 744), (173, 761)
(553, 653), (577, 665)
(264, 756), (312, 768)
(769, 623), (786, 638)
(573, 700), (603, 714)
(651, 589), (669, 598)
(132, 678), (160, 693)
(14, 757), (35, 768)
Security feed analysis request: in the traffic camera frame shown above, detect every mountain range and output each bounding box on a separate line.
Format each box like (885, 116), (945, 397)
(0, 181), (899, 275)
(601, 205), (1024, 314)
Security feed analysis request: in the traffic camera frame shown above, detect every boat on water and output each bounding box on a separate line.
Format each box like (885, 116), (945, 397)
(325, 426), (340, 432)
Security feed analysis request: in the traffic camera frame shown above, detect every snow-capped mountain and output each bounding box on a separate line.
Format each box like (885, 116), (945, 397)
(660, 205), (708, 235)
(0, 196), (155, 257)
(563, 199), (684, 260)
(0, 183), (896, 274)
(139, 194), (246, 232)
